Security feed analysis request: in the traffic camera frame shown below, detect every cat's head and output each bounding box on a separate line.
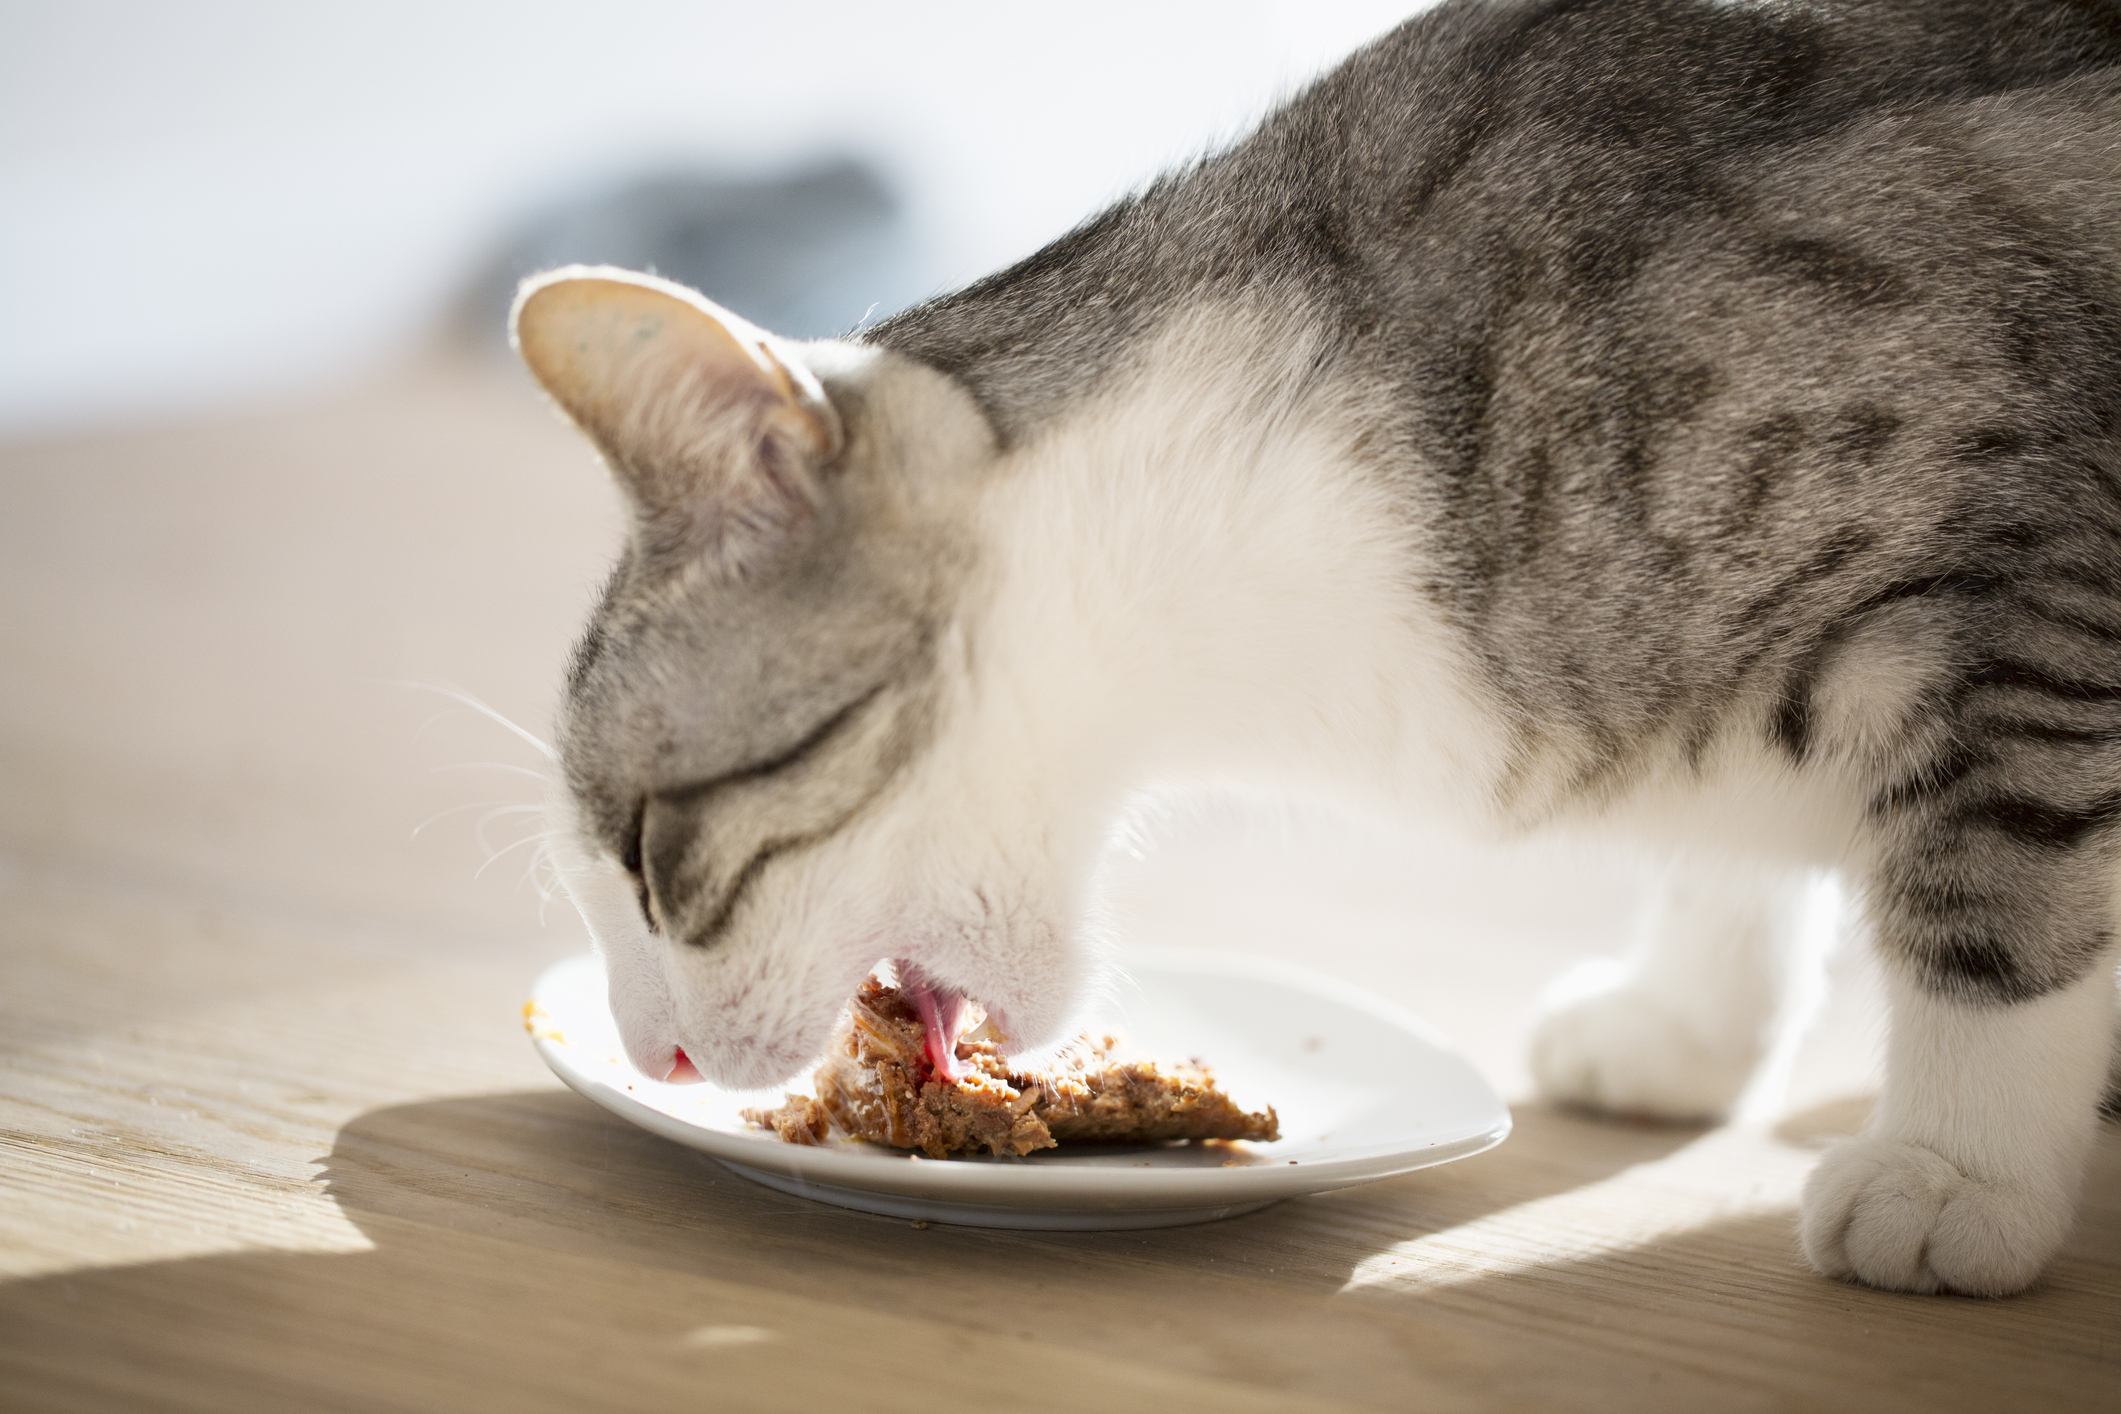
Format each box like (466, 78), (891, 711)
(514, 267), (1096, 1089)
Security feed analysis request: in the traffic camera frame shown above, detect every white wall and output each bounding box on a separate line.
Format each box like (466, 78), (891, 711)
(0, 1), (1431, 437)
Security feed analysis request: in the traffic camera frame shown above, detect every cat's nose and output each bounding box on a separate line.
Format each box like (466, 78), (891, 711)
(601, 939), (687, 1083)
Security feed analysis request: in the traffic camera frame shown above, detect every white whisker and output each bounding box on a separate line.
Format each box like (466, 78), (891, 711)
(527, 847), (564, 921)
(474, 803), (549, 856)
(379, 679), (556, 761)
(411, 799), (510, 839)
(431, 762), (551, 782)
(516, 840), (563, 906)
(474, 829), (560, 880)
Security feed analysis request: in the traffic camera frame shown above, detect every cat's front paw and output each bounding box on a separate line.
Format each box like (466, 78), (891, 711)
(1528, 963), (1758, 1121)
(1799, 1137), (2072, 1296)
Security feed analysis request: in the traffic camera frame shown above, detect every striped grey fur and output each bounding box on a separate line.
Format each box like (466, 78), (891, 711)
(861, 0), (2121, 1008)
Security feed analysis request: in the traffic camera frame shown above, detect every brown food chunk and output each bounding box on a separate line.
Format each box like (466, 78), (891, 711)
(740, 1092), (829, 1145)
(748, 978), (1279, 1158)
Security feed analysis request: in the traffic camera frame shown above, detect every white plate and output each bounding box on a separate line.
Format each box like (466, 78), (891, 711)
(526, 949), (1510, 1230)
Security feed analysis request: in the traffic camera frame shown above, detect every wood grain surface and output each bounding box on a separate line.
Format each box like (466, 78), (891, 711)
(3, 357), (2116, 1412)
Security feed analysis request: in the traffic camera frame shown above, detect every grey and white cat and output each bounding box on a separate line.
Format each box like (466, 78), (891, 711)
(513, 0), (2121, 1296)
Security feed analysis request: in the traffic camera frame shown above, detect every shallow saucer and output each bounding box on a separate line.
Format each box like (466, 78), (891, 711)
(526, 948), (1510, 1229)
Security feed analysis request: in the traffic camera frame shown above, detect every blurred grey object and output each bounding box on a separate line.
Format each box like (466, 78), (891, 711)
(464, 157), (918, 345)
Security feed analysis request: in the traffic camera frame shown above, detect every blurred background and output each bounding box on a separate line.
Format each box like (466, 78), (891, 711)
(3, 0), (1422, 436)
(0, 0), (1877, 1109)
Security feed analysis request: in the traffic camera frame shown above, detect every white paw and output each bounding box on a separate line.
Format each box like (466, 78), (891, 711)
(1529, 964), (1757, 1120)
(1799, 1137), (2073, 1296)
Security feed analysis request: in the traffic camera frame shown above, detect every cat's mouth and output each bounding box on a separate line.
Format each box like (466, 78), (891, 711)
(895, 960), (986, 1084)
(659, 960), (1011, 1088)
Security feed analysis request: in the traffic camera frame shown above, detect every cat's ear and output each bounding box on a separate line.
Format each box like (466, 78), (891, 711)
(511, 265), (843, 573)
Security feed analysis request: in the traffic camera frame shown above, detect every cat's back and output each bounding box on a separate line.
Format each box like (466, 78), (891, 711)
(1317, 1), (2121, 793)
(1322, 0), (2121, 171)
(879, 1), (2121, 436)
(1300, 0), (2121, 309)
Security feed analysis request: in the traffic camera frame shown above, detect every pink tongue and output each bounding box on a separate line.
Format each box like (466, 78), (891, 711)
(900, 966), (975, 1084)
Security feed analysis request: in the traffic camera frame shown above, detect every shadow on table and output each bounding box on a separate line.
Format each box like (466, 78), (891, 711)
(1329, 1095), (2121, 1410)
(5, 1090), (2116, 1411)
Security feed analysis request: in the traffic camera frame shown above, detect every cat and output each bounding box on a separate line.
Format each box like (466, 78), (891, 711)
(512, 0), (2121, 1296)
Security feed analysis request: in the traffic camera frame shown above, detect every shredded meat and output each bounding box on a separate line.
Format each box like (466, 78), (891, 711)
(745, 1092), (829, 1146)
(742, 978), (1279, 1158)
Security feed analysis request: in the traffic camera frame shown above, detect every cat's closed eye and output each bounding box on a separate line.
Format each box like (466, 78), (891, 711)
(620, 805), (654, 931)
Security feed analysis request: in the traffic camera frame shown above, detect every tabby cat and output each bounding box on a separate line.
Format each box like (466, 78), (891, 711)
(513, 0), (2121, 1295)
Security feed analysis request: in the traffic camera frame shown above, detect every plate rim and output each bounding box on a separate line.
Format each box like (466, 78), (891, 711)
(530, 947), (1511, 1209)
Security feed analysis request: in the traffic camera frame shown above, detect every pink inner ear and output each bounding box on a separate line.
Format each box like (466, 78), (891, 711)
(666, 1046), (705, 1084)
(511, 269), (834, 581)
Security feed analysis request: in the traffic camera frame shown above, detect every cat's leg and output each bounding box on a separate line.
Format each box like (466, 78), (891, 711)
(1530, 857), (1815, 1120)
(1799, 832), (2118, 1295)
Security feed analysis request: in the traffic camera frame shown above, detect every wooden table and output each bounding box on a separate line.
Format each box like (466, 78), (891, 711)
(4, 357), (2116, 1411)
